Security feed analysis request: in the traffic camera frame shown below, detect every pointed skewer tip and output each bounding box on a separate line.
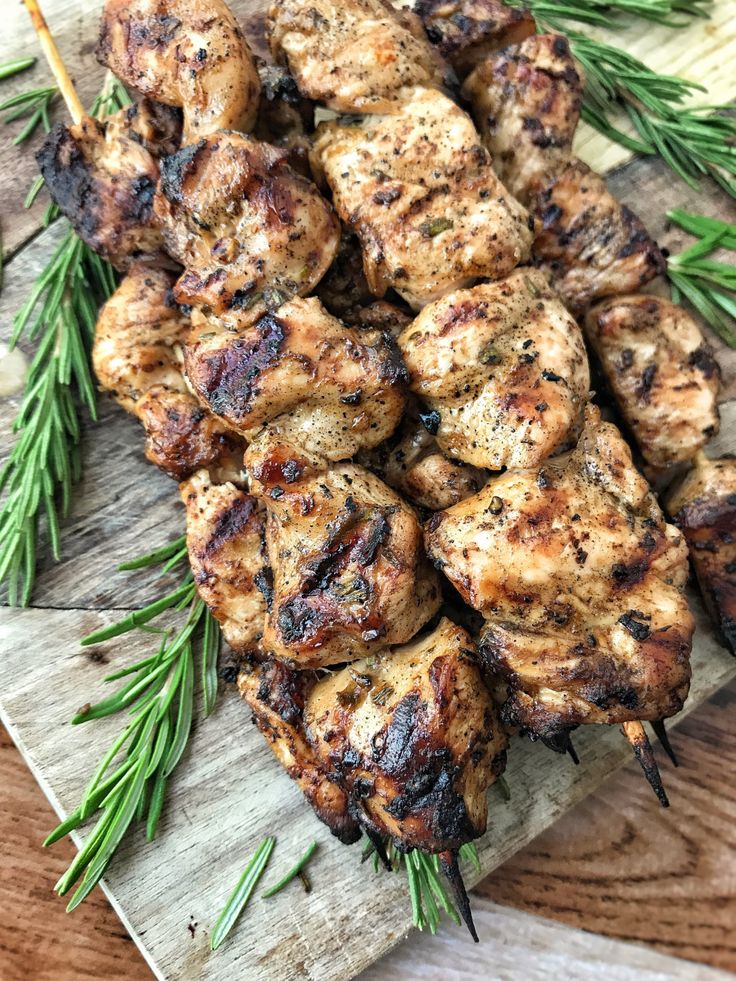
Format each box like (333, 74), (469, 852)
(622, 721), (670, 808)
(439, 850), (479, 943)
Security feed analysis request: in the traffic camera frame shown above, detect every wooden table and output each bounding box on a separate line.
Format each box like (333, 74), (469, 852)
(3, 677), (735, 980)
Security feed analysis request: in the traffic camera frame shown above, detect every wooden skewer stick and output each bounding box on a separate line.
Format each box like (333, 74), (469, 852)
(21, 0), (86, 125)
(622, 720), (669, 808)
(439, 850), (478, 943)
(651, 719), (679, 768)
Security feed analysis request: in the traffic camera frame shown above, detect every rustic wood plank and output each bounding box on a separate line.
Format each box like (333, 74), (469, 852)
(477, 679), (736, 974)
(0, 588), (733, 981)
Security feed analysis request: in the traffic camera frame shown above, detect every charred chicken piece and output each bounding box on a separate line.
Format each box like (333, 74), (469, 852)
(426, 405), (694, 736)
(245, 436), (441, 667)
(398, 268), (589, 470)
(304, 617), (507, 853)
(267, 0), (446, 113)
(93, 265), (243, 480)
(182, 470), (267, 652)
(461, 33), (582, 205)
(254, 62), (315, 175)
(238, 657), (362, 843)
(416, 0), (535, 78)
(585, 295), (720, 470)
(312, 86), (533, 308)
(37, 105), (176, 271)
(98, 0), (261, 141)
(532, 159), (665, 313)
(184, 295), (407, 459)
(666, 455), (736, 655)
(155, 132), (340, 325)
(358, 399), (486, 510)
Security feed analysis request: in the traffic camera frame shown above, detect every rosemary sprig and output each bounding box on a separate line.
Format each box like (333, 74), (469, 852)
(666, 209), (736, 347)
(511, 0), (736, 197)
(211, 837), (276, 950)
(0, 84), (58, 143)
(368, 841), (481, 934)
(44, 539), (222, 911)
(262, 841), (319, 898)
(0, 78), (130, 606)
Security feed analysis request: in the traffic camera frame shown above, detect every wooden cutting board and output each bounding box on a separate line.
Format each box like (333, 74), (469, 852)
(1, 2), (736, 978)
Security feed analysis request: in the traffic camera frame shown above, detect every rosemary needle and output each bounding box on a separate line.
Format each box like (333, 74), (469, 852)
(211, 838), (276, 950)
(0, 56), (36, 80)
(262, 841), (319, 897)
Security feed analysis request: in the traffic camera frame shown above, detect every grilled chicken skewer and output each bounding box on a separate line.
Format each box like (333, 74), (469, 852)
(426, 406), (694, 803)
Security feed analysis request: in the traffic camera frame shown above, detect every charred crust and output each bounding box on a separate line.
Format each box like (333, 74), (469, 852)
(160, 140), (208, 203)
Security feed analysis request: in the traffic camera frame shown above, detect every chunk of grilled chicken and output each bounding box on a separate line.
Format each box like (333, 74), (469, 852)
(245, 435), (441, 667)
(93, 265), (243, 480)
(398, 269), (589, 470)
(184, 295), (407, 459)
(154, 132), (340, 325)
(426, 405), (693, 736)
(304, 618), (507, 853)
(461, 33), (583, 205)
(585, 295), (720, 470)
(267, 0), (446, 113)
(666, 455), (736, 655)
(238, 657), (361, 843)
(532, 159), (665, 313)
(37, 102), (179, 271)
(358, 399), (486, 510)
(98, 0), (261, 141)
(181, 470), (267, 652)
(312, 87), (533, 309)
(416, 0), (535, 78)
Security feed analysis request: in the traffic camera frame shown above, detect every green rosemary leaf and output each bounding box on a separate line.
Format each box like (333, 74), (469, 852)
(118, 535), (188, 571)
(0, 56), (36, 80)
(262, 841), (319, 897)
(211, 838), (276, 950)
(79, 582), (196, 646)
(201, 610), (221, 718)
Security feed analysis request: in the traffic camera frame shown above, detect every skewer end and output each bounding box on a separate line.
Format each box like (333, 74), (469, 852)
(439, 850), (479, 942)
(622, 720), (669, 807)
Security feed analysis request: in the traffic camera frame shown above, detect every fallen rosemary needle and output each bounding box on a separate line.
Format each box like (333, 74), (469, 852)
(262, 840), (319, 898)
(44, 537), (221, 911)
(211, 837), (276, 951)
(0, 56), (36, 81)
(666, 209), (736, 347)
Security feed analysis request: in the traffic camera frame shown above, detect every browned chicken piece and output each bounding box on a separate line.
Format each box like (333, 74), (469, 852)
(312, 86), (533, 308)
(304, 618), (507, 852)
(416, 0), (536, 78)
(93, 265), (244, 480)
(532, 159), (666, 313)
(267, 0), (446, 113)
(238, 657), (362, 843)
(426, 405), (694, 737)
(244, 435), (441, 667)
(666, 455), (736, 655)
(358, 400), (486, 510)
(398, 269), (589, 470)
(182, 470), (268, 652)
(461, 33), (583, 205)
(184, 295), (407, 459)
(254, 62), (315, 176)
(98, 0), (261, 141)
(585, 295), (720, 469)
(349, 301), (413, 338)
(37, 104), (176, 271)
(154, 132), (340, 326)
